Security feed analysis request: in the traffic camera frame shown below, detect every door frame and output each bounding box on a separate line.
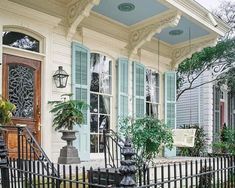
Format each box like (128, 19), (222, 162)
(2, 53), (42, 143)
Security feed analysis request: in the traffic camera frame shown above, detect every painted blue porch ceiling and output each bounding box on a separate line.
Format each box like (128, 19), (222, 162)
(157, 16), (210, 45)
(92, 0), (168, 26)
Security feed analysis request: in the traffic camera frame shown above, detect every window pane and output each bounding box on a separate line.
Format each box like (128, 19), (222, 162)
(90, 114), (98, 133)
(90, 72), (99, 92)
(99, 135), (104, 153)
(146, 103), (150, 116)
(3, 31), (39, 52)
(90, 135), (98, 153)
(100, 55), (111, 75)
(99, 95), (110, 114)
(90, 93), (98, 113)
(151, 104), (158, 118)
(100, 74), (111, 94)
(99, 115), (110, 132)
(152, 72), (159, 87)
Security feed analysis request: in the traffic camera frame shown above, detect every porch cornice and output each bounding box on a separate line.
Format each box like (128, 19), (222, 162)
(126, 11), (181, 58)
(66, 0), (100, 40)
(161, 0), (230, 36)
(171, 34), (218, 68)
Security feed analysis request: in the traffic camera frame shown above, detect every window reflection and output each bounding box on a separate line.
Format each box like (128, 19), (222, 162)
(2, 31), (40, 52)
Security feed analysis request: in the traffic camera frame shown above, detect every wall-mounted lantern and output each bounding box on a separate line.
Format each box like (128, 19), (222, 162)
(53, 66), (69, 88)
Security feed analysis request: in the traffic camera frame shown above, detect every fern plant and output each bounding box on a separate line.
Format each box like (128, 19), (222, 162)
(48, 94), (88, 131)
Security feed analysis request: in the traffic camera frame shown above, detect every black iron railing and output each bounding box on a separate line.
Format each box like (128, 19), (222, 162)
(0, 155), (235, 187)
(2, 158), (115, 188)
(0, 125), (58, 177)
(103, 129), (125, 168)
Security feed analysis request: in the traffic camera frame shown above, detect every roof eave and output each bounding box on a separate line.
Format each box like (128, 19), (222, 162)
(161, 0), (230, 36)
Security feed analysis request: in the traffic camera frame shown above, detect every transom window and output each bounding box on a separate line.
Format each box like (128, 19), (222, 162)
(146, 69), (159, 117)
(90, 53), (112, 153)
(2, 31), (40, 52)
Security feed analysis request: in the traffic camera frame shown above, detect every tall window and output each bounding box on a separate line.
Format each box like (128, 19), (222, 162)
(90, 53), (112, 153)
(146, 69), (159, 117)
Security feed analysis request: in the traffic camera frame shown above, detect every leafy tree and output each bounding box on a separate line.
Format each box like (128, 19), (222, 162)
(176, 1), (235, 100)
(177, 38), (235, 100)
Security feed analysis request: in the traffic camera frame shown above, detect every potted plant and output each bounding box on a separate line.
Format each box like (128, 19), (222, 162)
(49, 94), (88, 164)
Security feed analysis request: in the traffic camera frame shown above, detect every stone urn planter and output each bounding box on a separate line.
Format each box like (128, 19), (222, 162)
(58, 130), (80, 164)
(48, 94), (88, 165)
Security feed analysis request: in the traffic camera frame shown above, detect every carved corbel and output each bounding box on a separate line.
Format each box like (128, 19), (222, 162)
(126, 11), (181, 58)
(66, 0), (100, 40)
(171, 37), (218, 68)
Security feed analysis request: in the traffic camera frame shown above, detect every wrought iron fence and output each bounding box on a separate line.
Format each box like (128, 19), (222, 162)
(0, 126), (235, 187)
(1, 158), (119, 187)
(136, 156), (235, 187)
(0, 156), (235, 187)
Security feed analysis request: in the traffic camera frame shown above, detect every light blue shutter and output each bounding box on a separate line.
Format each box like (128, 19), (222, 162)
(133, 62), (146, 118)
(72, 42), (90, 161)
(164, 71), (176, 157)
(117, 58), (129, 119)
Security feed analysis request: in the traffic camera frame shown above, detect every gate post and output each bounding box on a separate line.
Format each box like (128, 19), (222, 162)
(0, 131), (10, 188)
(119, 137), (137, 187)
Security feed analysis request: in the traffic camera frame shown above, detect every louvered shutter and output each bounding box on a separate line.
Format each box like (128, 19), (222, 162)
(164, 71), (176, 157)
(72, 42), (90, 160)
(117, 58), (129, 119)
(133, 62), (146, 118)
(213, 86), (220, 141)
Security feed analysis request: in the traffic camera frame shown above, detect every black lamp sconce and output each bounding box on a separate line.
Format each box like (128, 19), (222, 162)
(53, 66), (69, 88)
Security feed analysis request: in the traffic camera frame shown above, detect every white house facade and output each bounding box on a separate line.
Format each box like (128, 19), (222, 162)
(0, 0), (229, 162)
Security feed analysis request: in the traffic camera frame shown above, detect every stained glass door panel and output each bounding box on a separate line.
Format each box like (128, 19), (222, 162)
(2, 54), (41, 158)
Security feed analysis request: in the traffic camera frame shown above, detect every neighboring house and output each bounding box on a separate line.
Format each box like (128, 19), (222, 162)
(0, 0), (229, 162)
(177, 70), (235, 153)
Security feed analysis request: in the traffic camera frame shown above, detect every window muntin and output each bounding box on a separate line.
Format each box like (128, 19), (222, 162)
(90, 53), (112, 153)
(2, 31), (40, 52)
(146, 69), (159, 117)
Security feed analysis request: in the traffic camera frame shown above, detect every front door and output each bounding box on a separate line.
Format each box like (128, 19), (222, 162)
(2, 54), (41, 157)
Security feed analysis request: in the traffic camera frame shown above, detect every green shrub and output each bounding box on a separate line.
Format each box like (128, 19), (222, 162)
(213, 125), (235, 155)
(119, 116), (173, 166)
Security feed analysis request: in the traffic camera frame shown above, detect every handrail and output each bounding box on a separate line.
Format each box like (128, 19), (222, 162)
(0, 125), (59, 177)
(103, 129), (125, 168)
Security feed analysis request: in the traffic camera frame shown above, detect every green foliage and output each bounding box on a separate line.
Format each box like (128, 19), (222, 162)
(178, 124), (207, 157)
(48, 94), (88, 131)
(0, 96), (16, 125)
(119, 116), (173, 166)
(213, 126), (235, 155)
(177, 38), (235, 100)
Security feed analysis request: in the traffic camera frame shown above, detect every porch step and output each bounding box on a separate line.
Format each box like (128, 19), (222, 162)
(88, 168), (122, 187)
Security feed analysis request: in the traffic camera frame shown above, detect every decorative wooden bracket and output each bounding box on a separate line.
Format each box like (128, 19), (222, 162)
(171, 36), (218, 68)
(66, 0), (100, 40)
(126, 11), (181, 58)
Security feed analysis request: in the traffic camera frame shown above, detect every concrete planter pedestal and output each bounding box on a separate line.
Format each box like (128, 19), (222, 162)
(58, 130), (80, 164)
